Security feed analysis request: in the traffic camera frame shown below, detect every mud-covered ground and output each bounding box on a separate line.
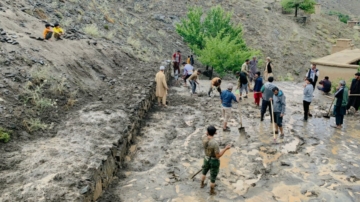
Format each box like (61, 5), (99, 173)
(100, 80), (360, 202)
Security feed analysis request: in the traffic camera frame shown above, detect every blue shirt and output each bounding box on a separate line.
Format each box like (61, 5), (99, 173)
(253, 77), (263, 92)
(221, 90), (237, 107)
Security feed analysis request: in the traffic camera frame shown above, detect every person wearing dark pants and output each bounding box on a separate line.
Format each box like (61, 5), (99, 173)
(188, 70), (201, 95)
(260, 77), (276, 122)
(346, 72), (360, 113)
(269, 87), (286, 139)
(208, 77), (221, 97)
(305, 64), (319, 90)
(303, 78), (314, 121)
(333, 80), (349, 129)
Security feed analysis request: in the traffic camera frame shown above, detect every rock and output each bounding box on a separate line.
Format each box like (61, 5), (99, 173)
(25, 32), (31, 35)
(12, 41), (19, 45)
(281, 161), (291, 166)
(36, 37), (44, 41)
(104, 109), (111, 114)
(0, 31), (6, 35)
(39, 60), (44, 65)
(80, 185), (90, 194)
(301, 189), (307, 195)
(4, 73), (15, 78)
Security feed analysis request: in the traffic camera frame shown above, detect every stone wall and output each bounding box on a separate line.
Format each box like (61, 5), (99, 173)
(331, 39), (354, 54)
(82, 61), (172, 201)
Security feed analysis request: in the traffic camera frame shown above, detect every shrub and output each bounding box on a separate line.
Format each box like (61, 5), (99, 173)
(327, 11), (350, 24)
(83, 24), (100, 37)
(23, 119), (47, 132)
(0, 128), (11, 143)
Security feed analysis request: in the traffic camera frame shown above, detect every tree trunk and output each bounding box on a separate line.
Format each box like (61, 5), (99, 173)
(295, 4), (299, 17)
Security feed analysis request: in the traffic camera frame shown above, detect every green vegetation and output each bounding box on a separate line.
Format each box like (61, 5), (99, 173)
(176, 5), (260, 75)
(281, 0), (316, 17)
(23, 119), (48, 133)
(0, 128), (11, 143)
(327, 11), (350, 24)
(331, 78), (352, 93)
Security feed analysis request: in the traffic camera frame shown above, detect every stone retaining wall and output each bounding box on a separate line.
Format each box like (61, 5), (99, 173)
(82, 61), (172, 201)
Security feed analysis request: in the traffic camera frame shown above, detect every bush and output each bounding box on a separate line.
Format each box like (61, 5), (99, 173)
(0, 128), (11, 143)
(23, 119), (47, 132)
(327, 11), (350, 24)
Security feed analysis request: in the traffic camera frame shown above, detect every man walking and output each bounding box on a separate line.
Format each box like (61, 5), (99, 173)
(249, 56), (258, 84)
(333, 80), (349, 129)
(208, 77), (222, 97)
(188, 70), (201, 95)
(303, 78), (314, 121)
(347, 72), (360, 113)
(221, 83), (239, 131)
(155, 66), (169, 107)
(201, 126), (231, 195)
(236, 71), (249, 100)
(172, 50), (181, 75)
(253, 72), (263, 107)
(182, 62), (193, 87)
(269, 87), (286, 139)
(305, 64), (319, 90)
(241, 59), (251, 90)
(260, 76), (276, 122)
(318, 76), (332, 95)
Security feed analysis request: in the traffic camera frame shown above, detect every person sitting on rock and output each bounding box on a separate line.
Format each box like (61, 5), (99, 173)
(53, 22), (64, 40)
(43, 23), (53, 40)
(318, 76), (332, 95)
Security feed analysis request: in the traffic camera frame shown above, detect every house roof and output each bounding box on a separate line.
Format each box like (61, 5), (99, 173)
(311, 49), (360, 69)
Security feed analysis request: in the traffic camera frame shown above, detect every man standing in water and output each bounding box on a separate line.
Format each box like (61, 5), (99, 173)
(155, 66), (169, 107)
(347, 72), (360, 114)
(303, 78), (314, 121)
(333, 80), (349, 129)
(221, 83), (239, 131)
(305, 64), (319, 90)
(201, 125), (231, 195)
(269, 87), (286, 139)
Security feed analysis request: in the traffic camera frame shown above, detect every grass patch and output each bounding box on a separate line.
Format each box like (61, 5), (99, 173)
(25, 84), (54, 111)
(23, 119), (47, 133)
(83, 24), (100, 37)
(0, 128), (11, 143)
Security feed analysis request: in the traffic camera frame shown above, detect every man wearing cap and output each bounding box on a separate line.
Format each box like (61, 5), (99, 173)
(333, 80), (349, 129)
(201, 125), (231, 195)
(155, 66), (169, 107)
(220, 83), (239, 131)
(347, 72), (360, 113)
(208, 77), (222, 97)
(172, 50), (181, 75)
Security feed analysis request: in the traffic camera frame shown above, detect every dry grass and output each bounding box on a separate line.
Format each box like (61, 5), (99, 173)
(50, 77), (67, 95)
(34, 8), (47, 19)
(23, 119), (47, 133)
(105, 14), (115, 23)
(84, 24), (100, 37)
(127, 36), (141, 49)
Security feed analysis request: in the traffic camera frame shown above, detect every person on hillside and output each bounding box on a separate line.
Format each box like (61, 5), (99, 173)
(190, 55), (194, 66)
(188, 70), (201, 95)
(346, 72), (360, 113)
(43, 23), (53, 40)
(236, 71), (249, 100)
(305, 64), (319, 90)
(182, 62), (193, 87)
(187, 56), (191, 64)
(333, 80), (349, 129)
(249, 56), (258, 84)
(253, 72), (263, 107)
(208, 77), (222, 97)
(155, 66), (169, 107)
(260, 76), (276, 122)
(303, 78), (314, 121)
(200, 126), (231, 195)
(318, 76), (332, 95)
(53, 22), (64, 40)
(220, 83), (239, 131)
(172, 50), (181, 75)
(269, 87), (286, 139)
(264, 57), (273, 81)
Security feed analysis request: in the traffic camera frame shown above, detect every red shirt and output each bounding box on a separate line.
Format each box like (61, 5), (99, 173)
(173, 53), (181, 63)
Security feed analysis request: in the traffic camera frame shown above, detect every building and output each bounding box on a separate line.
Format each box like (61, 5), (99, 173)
(311, 48), (360, 80)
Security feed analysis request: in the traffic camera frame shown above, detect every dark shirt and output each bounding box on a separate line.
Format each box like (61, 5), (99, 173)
(319, 79), (331, 93)
(350, 79), (360, 94)
(221, 90), (237, 108)
(253, 77), (263, 92)
(190, 56), (194, 65)
(267, 62), (272, 73)
(239, 72), (248, 85)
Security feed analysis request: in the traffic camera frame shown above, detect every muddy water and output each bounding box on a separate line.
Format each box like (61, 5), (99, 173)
(100, 81), (360, 202)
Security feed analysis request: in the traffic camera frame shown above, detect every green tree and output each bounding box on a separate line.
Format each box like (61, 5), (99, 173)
(197, 30), (260, 76)
(281, 0), (316, 17)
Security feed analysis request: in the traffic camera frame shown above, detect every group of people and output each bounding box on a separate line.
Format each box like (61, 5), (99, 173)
(43, 22), (64, 41)
(155, 52), (360, 196)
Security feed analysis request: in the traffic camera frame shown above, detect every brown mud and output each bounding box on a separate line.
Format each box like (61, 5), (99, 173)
(99, 80), (360, 202)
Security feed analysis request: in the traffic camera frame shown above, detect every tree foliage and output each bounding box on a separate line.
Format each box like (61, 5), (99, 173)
(197, 31), (259, 76)
(328, 11), (350, 24)
(281, 0), (316, 17)
(176, 5), (259, 75)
